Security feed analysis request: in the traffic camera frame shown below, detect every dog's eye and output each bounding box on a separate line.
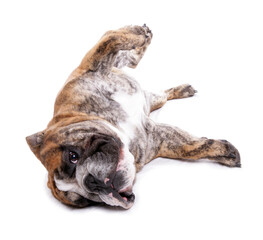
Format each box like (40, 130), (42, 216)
(69, 151), (79, 164)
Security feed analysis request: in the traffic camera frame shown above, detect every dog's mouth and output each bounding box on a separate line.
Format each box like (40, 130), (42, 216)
(111, 184), (135, 202)
(99, 184), (135, 209)
(83, 169), (135, 209)
(118, 189), (135, 202)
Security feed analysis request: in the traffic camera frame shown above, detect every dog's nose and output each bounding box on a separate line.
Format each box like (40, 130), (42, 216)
(84, 174), (106, 193)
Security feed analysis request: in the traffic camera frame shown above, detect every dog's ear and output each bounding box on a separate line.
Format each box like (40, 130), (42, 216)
(26, 131), (45, 161)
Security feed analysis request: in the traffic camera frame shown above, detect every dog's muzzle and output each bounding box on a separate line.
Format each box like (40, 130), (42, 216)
(84, 171), (135, 208)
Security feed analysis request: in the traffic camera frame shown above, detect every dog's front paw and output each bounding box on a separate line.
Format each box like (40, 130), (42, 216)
(142, 24), (153, 40)
(210, 140), (241, 168)
(124, 24), (152, 47)
(111, 24), (153, 69)
(166, 84), (197, 100)
(180, 84), (197, 98)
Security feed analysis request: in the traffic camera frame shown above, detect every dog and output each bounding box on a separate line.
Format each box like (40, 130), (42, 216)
(26, 24), (241, 209)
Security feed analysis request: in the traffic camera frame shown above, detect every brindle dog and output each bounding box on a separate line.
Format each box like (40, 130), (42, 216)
(26, 25), (240, 209)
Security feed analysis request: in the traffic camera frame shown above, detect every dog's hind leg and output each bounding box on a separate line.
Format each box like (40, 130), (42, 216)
(147, 84), (197, 112)
(145, 123), (241, 167)
(78, 25), (152, 75)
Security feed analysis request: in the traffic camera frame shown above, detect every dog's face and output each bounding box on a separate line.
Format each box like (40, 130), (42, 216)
(26, 119), (136, 209)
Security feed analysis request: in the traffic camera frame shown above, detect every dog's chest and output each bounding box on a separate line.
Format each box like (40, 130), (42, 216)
(72, 70), (148, 128)
(113, 90), (147, 139)
(89, 70), (149, 140)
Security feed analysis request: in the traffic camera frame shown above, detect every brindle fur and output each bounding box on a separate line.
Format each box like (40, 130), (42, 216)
(26, 25), (240, 209)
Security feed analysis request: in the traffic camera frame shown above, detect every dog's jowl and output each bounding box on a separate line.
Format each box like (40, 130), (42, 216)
(26, 25), (240, 209)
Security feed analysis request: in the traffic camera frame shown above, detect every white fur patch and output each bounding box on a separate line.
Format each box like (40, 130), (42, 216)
(54, 179), (77, 192)
(54, 178), (87, 197)
(113, 91), (146, 140)
(118, 145), (136, 190)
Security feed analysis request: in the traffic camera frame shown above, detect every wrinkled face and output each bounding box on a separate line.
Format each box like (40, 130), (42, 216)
(26, 120), (136, 209)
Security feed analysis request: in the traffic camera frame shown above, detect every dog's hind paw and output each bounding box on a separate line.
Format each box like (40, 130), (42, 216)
(209, 140), (241, 168)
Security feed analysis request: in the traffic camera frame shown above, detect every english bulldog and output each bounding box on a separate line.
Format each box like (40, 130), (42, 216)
(26, 24), (241, 209)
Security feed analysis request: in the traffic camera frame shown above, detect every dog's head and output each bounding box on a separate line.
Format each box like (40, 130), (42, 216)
(26, 117), (136, 209)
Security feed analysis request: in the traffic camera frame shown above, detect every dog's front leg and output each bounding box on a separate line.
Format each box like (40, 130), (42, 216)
(147, 84), (197, 112)
(78, 25), (152, 75)
(146, 123), (241, 167)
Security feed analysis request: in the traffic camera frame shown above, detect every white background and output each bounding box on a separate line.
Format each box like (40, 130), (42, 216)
(1, 0), (262, 239)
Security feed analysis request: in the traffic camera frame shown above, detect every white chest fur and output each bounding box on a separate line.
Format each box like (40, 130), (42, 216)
(113, 90), (147, 140)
